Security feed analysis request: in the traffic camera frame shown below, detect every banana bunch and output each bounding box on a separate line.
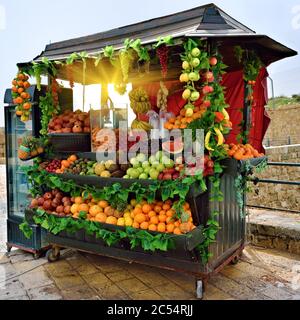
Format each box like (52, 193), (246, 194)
(131, 119), (153, 131)
(205, 128), (225, 152)
(129, 88), (152, 114)
(157, 81), (169, 111)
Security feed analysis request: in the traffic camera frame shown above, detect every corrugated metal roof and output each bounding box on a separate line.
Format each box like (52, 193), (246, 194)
(31, 3), (296, 65)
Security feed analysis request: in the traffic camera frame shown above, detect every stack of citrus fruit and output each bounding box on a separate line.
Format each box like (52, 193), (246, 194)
(164, 106), (206, 130)
(66, 195), (196, 235)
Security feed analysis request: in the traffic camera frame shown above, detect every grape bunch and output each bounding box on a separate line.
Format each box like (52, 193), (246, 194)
(119, 49), (136, 82)
(156, 45), (169, 78)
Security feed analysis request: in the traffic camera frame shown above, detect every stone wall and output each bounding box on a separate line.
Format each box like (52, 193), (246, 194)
(247, 145), (300, 211)
(0, 128), (5, 164)
(264, 104), (300, 146)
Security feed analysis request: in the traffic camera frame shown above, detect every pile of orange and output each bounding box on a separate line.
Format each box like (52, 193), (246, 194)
(125, 199), (196, 235)
(67, 195), (196, 235)
(55, 155), (78, 174)
(227, 144), (264, 160)
(164, 106), (206, 130)
(12, 73), (31, 122)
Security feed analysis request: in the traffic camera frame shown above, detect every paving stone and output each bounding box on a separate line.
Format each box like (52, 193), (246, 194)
(0, 254), (10, 265)
(52, 272), (86, 290)
(117, 278), (148, 295)
(7, 295), (29, 300)
(27, 284), (63, 300)
(153, 282), (194, 300)
(19, 267), (53, 290)
(106, 270), (135, 283)
(66, 256), (99, 276)
(83, 272), (111, 287)
(0, 262), (18, 279)
(130, 288), (163, 300)
(61, 285), (100, 300)
(0, 280), (27, 300)
(256, 284), (294, 300)
(132, 270), (170, 288)
(204, 284), (235, 300)
(85, 255), (126, 273)
(159, 270), (195, 292)
(10, 253), (35, 264)
(44, 260), (74, 277)
(13, 258), (47, 274)
(98, 282), (130, 300)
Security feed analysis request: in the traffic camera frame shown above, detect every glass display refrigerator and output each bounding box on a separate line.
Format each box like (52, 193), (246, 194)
(4, 86), (50, 257)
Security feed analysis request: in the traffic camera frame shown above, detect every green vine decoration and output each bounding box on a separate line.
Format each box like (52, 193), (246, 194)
(39, 92), (60, 136)
(32, 208), (175, 252)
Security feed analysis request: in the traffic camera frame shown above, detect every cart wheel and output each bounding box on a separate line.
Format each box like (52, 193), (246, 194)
(230, 255), (240, 265)
(46, 248), (60, 263)
(6, 244), (12, 254)
(196, 280), (204, 300)
(33, 252), (41, 260)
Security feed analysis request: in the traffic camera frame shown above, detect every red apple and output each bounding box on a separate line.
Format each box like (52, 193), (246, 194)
(210, 57), (218, 66)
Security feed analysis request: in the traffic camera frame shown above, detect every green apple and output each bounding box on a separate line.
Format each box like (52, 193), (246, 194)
(136, 153), (146, 163)
(137, 167), (144, 174)
(127, 168), (134, 176)
(156, 151), (164, 161)
(151, 161), (160, 168)
(130, 157), (139, 166)
(130, 169), (140, 179)
(190, 91), (200, 102)
(189, 72), (200, 82)
(149, 169), (159, 180)
(143, 167), (151, 175)
(182, 61), (190, 70)
(192, 58), (200, 68)
(191, 48), (201, 57)
(142, 161), (150, 169)
(149, 155), (157, 165)
(139, 173), (148, 180)
(156, 163), (165, 173)
(123, 175), (129, 179)
(162, 155), (172, 165)
(165, 159), (175, 169)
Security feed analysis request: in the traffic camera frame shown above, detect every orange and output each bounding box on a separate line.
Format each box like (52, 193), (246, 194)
(16, 110), (23, 116)
(174, 221), (180, 228)
(159, 215), (167, 223)
(150, 216), (159, 225)
(159, 210), (166, 216)
(162, 204), (171, 211)
(78, 204), (89, 213)
(173, 125), (180, 130)
(154, 206), (162, 214)
(95, 213), (107, 223)
(104, 206), (114, 216)
(180, 109), (186, 116)
(74, 197), (83, 205)
(165, 200), (172, 206)
(140, 222), (149, 230)
(61, 160), (70, 168)
(134, 213), (146, 224)
(22, 103), (31, 110)
(148, 224), (157, 232)
(183, 202), (190, 210)
(106, 216), (117, 225)
(169, 118), (176, 124)
(142, 204), (152, 214)
(18, 87), (24, 94)
(157, 201), (164, 206)
(148, 211), (156, 218)
(185, 118), (193, 124)
(99, 200), (109, 209)
(133, 222), (140, 229)
(180, 124), (187, 129)
(180, 222), (191, 234)
(166, 209), (175, 217)
(71, 204), (79, 215)
(130, 211), (136, 219)
(174, 228), (182, 235)
(167, 224), (175, 233)
(89, 205), (101, 217)
(166, 217), (174, 224)
(68, 155), (77, 162)
(157, 223), (166, 233)
(133, 207), (143, 216)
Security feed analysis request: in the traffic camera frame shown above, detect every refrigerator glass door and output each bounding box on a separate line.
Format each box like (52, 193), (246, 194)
(6, 107), (33, 219)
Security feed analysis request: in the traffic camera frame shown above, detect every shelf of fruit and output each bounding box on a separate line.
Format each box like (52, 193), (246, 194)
(29, 190), (204, 245)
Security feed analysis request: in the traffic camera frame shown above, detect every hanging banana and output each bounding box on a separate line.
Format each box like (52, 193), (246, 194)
(214, 127), (225, 146)
(221, 108), (230, 121)
(205, 132), (214, 151)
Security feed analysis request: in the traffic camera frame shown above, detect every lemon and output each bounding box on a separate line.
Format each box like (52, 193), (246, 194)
(125, 217), (133, 227)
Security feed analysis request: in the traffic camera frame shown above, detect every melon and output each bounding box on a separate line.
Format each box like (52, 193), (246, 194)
(162, 140), (184, 154)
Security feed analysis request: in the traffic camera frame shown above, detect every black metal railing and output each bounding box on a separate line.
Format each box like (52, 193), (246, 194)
(247, 162), (300, 213)
(263, 136), (299, 147)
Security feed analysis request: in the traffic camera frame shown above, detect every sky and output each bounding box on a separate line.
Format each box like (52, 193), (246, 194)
(0, 0), (300, 127)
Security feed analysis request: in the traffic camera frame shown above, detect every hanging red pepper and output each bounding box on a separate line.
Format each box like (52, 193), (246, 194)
(214, 112), (225, 123)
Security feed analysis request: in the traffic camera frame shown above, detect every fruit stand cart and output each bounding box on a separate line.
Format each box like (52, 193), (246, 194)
(9, 4), (296, 299)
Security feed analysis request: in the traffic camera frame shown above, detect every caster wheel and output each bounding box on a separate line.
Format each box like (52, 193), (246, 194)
(46, 249), (60, 263)
(196, 280), (204, 300)
(231, 256), (240, 265)
(33, 253), (41, 260)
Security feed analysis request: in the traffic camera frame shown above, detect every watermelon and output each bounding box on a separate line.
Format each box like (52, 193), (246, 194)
(162, 139), (184, 154)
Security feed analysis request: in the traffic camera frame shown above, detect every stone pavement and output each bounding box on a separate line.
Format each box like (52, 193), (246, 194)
(0, 164), (300, 300)
(0, 246), (300, 300)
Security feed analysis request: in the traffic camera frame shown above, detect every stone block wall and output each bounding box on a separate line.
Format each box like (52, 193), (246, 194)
(264, 104), (300, 146)
(247, 145), (300, 211)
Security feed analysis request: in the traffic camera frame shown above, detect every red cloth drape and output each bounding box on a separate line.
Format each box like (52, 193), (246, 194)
(140, 68), (270, 153)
